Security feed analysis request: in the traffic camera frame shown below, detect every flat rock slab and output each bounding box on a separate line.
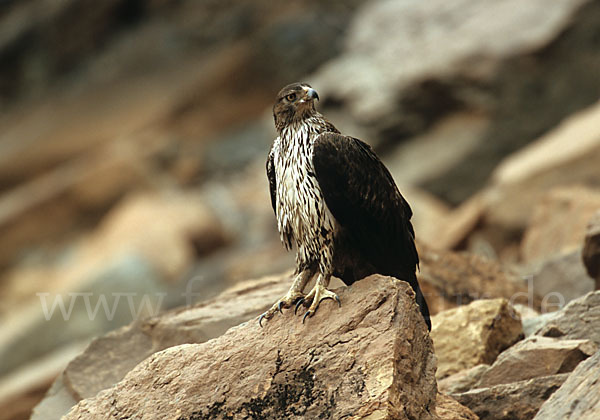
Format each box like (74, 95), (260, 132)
(533, 350), (600, 420)
(453, 374), (568, 420)
(477, 336), (597, 387)
(431, 298), (523, 378)
(64, 276), (438, 420)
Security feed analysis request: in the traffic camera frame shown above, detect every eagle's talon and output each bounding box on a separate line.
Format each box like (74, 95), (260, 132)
(302, 310), (313, 324)
(294, 298), (305, 315)
(259, 313), (267, 328)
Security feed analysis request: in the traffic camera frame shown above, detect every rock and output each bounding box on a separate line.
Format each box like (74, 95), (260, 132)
(452, 374), (569, 420)
(516, 187), (600, 305)
(431, 298), (523, 379)
(487, 101), (600, 229)
(0, 253), (166, 379)
(531, 249), (594, 309)
(0, 341), (85, 420)
(438, 365), (490, 394)
(315, 0), (600, 203)
(583, 210), (600, 289)
(30, 376), (78, 420)
(402, 187), (452, 249)
(436, 393), (480, 420)
(535, 291), (600, 345)
(477, 336), (597, 387)
(521, 312), (557, 338)
(63, 276), (437, 420)
(533, 350), (600, 420)
(32, 272), (292, 418)
(418, 246), (541, 315)
(0, 189), (228, 377)
(521, 186), (600, 263)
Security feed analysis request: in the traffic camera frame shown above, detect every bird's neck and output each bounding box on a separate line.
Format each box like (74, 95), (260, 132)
(279, 114), (328, 148)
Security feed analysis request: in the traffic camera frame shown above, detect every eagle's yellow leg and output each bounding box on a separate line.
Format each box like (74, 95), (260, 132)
(298, 274), (341, 323)
(259, 271), (312, 326)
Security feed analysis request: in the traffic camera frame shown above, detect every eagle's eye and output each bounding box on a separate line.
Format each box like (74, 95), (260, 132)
(285, 93), (296, 102)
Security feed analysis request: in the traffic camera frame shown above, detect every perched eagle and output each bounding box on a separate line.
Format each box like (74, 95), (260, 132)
(260, 82), (431, 330)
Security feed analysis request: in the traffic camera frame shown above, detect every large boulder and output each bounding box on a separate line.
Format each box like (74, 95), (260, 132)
(63, 276), (440, 420)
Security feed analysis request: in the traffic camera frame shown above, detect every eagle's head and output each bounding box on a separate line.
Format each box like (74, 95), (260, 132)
(273, 82), (320, 131)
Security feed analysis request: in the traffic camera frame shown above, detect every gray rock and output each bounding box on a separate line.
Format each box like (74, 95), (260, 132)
(531, 250), (594, 309)
(535, 291), (600, 346)
(452, 374), (569, 420)
(0, 253), (165, 378)
(522, 312), (557, 337)
(533, 350), (600, 420)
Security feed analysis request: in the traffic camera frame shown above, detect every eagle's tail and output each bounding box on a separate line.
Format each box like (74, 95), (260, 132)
(405, 272), (431, 331)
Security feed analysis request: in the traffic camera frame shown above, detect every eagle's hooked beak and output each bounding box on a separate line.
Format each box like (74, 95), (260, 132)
(302, 87), (319, 102)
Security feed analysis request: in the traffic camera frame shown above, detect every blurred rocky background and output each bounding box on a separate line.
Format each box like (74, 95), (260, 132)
(0, 0), (599, 419)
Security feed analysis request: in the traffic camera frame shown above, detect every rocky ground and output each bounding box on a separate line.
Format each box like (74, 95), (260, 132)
(0, 0), (599, 419)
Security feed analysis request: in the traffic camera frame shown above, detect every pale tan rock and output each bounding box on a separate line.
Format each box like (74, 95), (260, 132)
(64, 276), (437, 420)
(521, 186), (600, 263)
(438, 365), (490, 394)
(431, 298), (523, 379)
(533, 350), (600, 420)
(452, 374), (568, 420)
(477, 336), (597, 387)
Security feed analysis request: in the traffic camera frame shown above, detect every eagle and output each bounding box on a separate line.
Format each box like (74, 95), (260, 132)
(259, 82), (431, 330)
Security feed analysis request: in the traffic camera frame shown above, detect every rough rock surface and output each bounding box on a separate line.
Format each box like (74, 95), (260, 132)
(31, 272), (292, 419)
(430, 298), (523, 379)
(533, 350), (600, 420)
(452, 374), (568, 420)
(535, 291), (600, 346)
(64, 276), (438, 420)
(477, 336), (597, 387)
(583, 210), (600, 289)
